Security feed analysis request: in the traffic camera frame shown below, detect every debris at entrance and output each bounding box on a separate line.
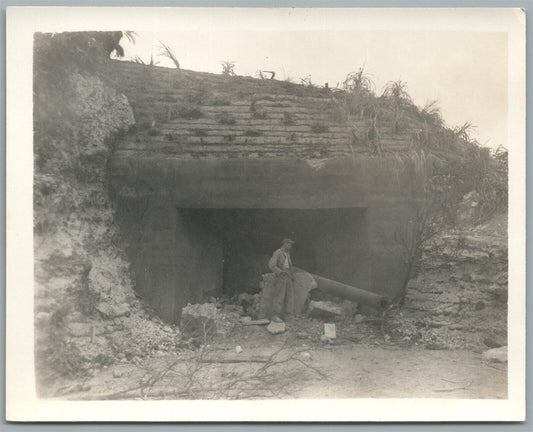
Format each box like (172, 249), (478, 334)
(242, 318), (270, 326)
(308, 301), (343, 320)
(96, 302), (130, 319)
(324, 323), (336, 339)
(180, 303), (218, 337)
(267, 321), (286, 335)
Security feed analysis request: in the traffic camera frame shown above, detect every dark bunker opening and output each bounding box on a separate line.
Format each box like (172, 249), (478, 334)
(176, 207), (370, 298)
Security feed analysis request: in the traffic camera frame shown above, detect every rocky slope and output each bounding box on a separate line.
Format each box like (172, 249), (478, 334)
(33, 33), (179, 394)
(384, 210), (507, 351)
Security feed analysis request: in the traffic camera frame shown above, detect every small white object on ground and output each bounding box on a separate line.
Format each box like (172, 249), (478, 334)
(300, 351), (312, 361)
(235, 345), (243, 353)
(324, 323), (336, 339)
(267, 321), (286, 334)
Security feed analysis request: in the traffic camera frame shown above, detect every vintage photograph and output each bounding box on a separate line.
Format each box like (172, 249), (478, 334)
(6, 7), (526, 422)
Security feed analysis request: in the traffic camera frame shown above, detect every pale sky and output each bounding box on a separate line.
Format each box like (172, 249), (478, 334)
(118, 30), (507, 149)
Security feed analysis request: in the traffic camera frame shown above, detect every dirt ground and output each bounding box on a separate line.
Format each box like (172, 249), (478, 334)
(56, 315), (507, 400)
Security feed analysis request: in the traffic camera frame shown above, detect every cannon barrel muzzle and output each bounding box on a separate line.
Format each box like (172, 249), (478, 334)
(294, 268), (389, 310)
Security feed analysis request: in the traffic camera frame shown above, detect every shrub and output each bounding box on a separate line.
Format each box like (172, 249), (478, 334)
(193, 129), (208, 137)
(176, 107), (204, 120)
(221, 60), (236, 76)
(310, 124), (329, 133)
(217, 112), (236, 125)
(244, 130), (262, 137)
(281, 112), (296, 126)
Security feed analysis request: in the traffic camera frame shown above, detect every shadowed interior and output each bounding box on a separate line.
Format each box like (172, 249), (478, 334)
(177, 208), (369, 297)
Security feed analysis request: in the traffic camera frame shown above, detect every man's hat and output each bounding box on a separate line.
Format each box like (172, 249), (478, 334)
(282, 238), (295, 245)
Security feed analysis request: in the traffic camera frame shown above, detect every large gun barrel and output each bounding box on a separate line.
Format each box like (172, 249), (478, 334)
(311, 273), (389, 310)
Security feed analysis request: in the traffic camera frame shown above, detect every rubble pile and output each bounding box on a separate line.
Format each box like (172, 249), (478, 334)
(33, 36), (182, 392)
(386, 211), (507, 351)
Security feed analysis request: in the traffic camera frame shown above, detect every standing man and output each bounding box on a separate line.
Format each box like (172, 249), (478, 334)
(268, 238), (295, 323)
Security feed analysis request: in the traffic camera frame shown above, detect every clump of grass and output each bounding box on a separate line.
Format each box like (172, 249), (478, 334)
(310, 123), (329, 133)
(221, 60), (236, 76)
(192, 129), (208, 137)
(252, 111), (268, 120)
(186, 89), (208, 105)
(158, 40), (180, 68)
(217, 112), (237, 125)
(210, 98), (231, 106)
(250, 100), (268, 119)
(281, 113), (296, 126)
(177, 107), (204, 120)
(244, 130), (262, 137)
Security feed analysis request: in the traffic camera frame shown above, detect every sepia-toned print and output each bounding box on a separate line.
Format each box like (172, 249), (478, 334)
(6, 7), (526, 422)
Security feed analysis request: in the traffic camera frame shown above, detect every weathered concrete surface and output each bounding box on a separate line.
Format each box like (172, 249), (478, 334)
(104, 60), (414, 160)
(104, 61), (436, 323)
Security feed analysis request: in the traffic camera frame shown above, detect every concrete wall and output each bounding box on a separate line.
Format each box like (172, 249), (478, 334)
(110, 154), (427, 322)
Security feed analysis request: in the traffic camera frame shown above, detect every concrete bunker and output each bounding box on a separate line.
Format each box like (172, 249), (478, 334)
(104, 61), (432, 325)
(109, 155), (419, 324)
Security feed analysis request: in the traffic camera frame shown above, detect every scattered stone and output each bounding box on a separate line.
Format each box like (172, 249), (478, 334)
(296, 332), (308, 339)
(341, 300), (358, 317)
(240, 316), (252, 324)
(299, 351), (312, 361)
(223, 304), (243, 314)
(482, 346), (507, 363)
(308, 301), (343, 320)
(96, 302), (130, 319)
(67, 322), (92, 337)
(320, 335), (333, 344)
(354, 314), (365, 324)
(235, 345), (243, 353)
(181, 303), (217, 337)
(266, 321), (286, 335)
(324, 323), (336, 339)
(449, 324), (464, 330)
(242, 319), (270, 326)
(112, 368), (124, 378)
(483, 335), (506, 349)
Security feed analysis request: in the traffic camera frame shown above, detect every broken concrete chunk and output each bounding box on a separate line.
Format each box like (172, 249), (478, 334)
(181, 303), (217, 337)
(341, 300), (358, 317)
(324, 323), (336, 339)
(266, 321), (286, 335)
(240, 316), (252, 324)
(242, 318), (270, 326)
(299, 351), (312, 361)
(483, 335), (506, 349)
(320, 334), (333, 344)
(67, 322), (93, 337)
(96, 302), (130, 319)
(308, 300), (343, 320)
(482, 346), (507, 363)
(354, 314), (365, 324)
